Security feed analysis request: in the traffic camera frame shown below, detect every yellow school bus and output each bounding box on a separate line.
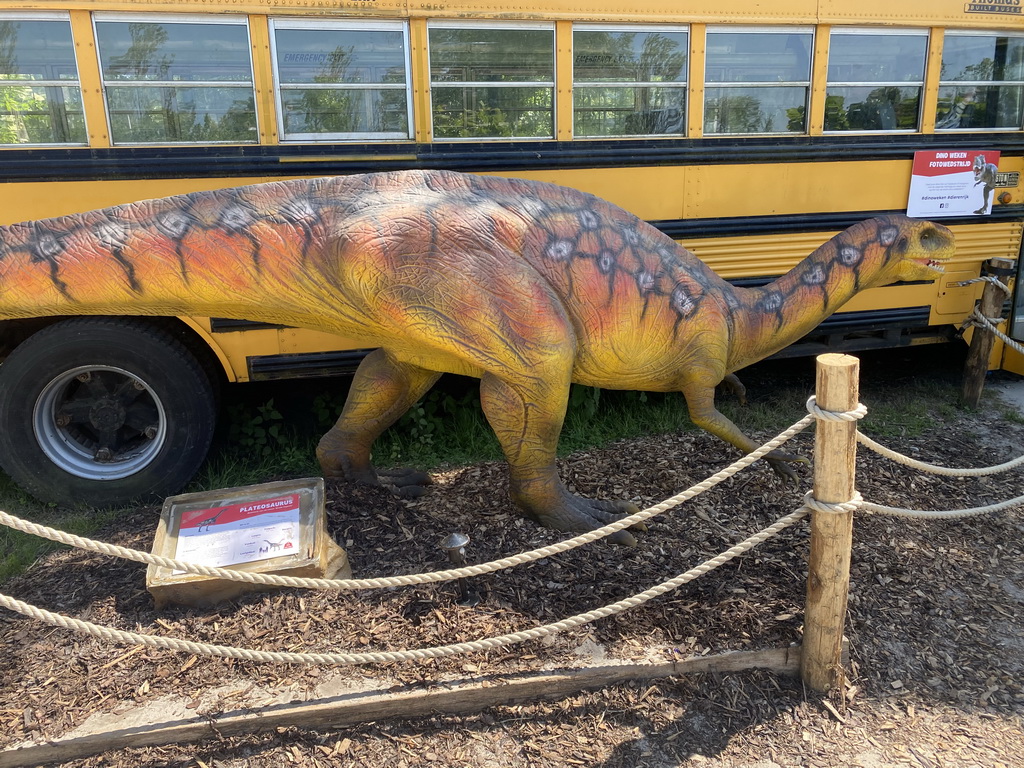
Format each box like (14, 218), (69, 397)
(0, 0), (1021, 505)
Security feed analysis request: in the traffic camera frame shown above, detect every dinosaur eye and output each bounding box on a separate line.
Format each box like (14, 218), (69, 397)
(919, 228), (942, 251)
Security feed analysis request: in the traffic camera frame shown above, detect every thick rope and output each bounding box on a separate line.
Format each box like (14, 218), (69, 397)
(0, 415), (815, 591)
(861, 494), (1024, 520)
(0, 509), (808, 666)
(857, 432), (1024, 477)
(970, 310), (1024, 357)
(956, 275), (1013, 296)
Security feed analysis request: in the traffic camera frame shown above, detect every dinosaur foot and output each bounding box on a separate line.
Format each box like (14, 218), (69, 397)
(523, 493), (646, 547)
(765, 449), (810, 485)
(321, 458), (432, 498)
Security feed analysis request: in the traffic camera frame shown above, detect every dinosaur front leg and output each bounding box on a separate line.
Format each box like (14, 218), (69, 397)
(316, 348), (441, 493)
(681, 381), (805, 481)
(479, 373), (642, 545)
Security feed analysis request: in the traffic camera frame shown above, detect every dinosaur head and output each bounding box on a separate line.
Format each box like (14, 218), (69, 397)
(876, 215), (956, 285)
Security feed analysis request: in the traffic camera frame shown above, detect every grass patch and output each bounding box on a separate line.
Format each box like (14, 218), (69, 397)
(858, 377), (964, 439)
(0, 474), (137, 583)
(1002, 407), (1024, 426)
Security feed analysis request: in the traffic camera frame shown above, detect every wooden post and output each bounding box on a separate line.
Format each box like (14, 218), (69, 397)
(962, 258), (1015, 408)
(802, 353), (859, 693)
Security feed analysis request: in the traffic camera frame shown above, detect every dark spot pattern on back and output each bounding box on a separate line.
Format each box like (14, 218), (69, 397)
(533, 200), (707, 328)
(27, 225), (71, 297)
(273, 196), (322, 264)
(93, 218), (140, 292)
(757, 289), (786, 330)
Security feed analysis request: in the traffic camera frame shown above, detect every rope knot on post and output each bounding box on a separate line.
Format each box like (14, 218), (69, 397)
(805, 395), (867, 422)
(802, 490), (863, 516)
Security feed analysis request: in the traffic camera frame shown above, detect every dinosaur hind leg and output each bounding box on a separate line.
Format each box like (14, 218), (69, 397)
(479, 373), (642, 546)
(316, 348), (441, 494)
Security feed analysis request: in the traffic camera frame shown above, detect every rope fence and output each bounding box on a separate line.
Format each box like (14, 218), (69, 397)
(0, 415), (814, 592)
(0, 509), (809, 667)
(0, 354), (1022, 681)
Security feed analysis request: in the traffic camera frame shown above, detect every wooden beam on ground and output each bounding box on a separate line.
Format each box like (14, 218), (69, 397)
(0, 646), (801, 768)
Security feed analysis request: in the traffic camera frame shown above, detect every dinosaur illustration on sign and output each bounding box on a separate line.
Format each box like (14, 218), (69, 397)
(0, 170), (955, 542)
(195, 507), (227, 533)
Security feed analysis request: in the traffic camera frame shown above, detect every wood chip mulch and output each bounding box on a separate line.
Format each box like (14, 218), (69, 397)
(1, 361), (1023, 767)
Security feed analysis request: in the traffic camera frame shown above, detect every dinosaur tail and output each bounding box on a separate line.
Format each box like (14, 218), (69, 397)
(0, 176), (369, 330)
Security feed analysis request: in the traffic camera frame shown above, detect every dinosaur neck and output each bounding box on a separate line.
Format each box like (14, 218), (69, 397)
(727, 231), (888, 371)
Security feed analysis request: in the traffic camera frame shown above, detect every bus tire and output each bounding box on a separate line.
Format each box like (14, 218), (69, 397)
(0, 317), (217, 508)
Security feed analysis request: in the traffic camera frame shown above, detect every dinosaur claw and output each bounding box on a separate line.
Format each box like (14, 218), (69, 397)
(721, 373), (748, 406)
(608, 529), (638, 547)
(762, 448), (808, 485)
(392, 484), (428, 498)
(379, 468), (432, 487)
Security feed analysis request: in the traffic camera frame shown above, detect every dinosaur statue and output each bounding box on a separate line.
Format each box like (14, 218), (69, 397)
(0, 170), (955, 543)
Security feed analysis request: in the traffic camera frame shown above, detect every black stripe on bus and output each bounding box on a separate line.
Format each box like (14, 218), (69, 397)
(652, 206), (1024, 240)
(247, 349), (375, 380)
(210, 318), (286, 333)
(768, 306), (952, 359)
(2, 133), (1023, 183)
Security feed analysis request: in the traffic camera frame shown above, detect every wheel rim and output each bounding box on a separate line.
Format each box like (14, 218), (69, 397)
(33, 365), (168, 481)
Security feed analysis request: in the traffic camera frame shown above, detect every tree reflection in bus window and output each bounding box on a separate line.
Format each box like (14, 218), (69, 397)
(704, 28), (813, 135)
(94, 16), (256, 144)
(937, 32), (1024, 130)
(573, 25), (688, 138)
(825, 29), (927, 132)
(428, 23), (554, 139)
(0, 15), (85, 145)
(271, 20), (411, 141)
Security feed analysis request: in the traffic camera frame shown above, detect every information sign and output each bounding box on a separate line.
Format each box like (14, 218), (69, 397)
(907, 149), (1000, 218)
(174, 493), (301, 571)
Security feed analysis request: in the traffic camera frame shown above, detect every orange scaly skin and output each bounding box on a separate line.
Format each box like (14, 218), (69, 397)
(0, 170), (955, 541)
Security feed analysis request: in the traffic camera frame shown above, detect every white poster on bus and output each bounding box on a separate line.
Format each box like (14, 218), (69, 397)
(907, 149), (1000, 218)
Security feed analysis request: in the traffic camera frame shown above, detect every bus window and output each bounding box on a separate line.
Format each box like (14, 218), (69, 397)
(825, 29), (928, 132)
(937, 32), (1024, 131)
(428, 21), (554, 139)
(0, 13), (85, 145)
(704, 26), (813, 135)
(572, 25), (688, 138)
(270, 19), (412, 142)
(93, 14), (257, 144)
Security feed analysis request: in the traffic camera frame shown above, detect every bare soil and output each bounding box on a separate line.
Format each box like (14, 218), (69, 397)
(1, 350), (1023, 767)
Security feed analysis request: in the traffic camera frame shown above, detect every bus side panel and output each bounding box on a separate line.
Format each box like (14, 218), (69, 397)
(0, 177), (287, 227)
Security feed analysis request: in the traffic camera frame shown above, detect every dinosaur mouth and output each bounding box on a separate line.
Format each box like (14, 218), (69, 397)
(916, 258), (948, 273)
